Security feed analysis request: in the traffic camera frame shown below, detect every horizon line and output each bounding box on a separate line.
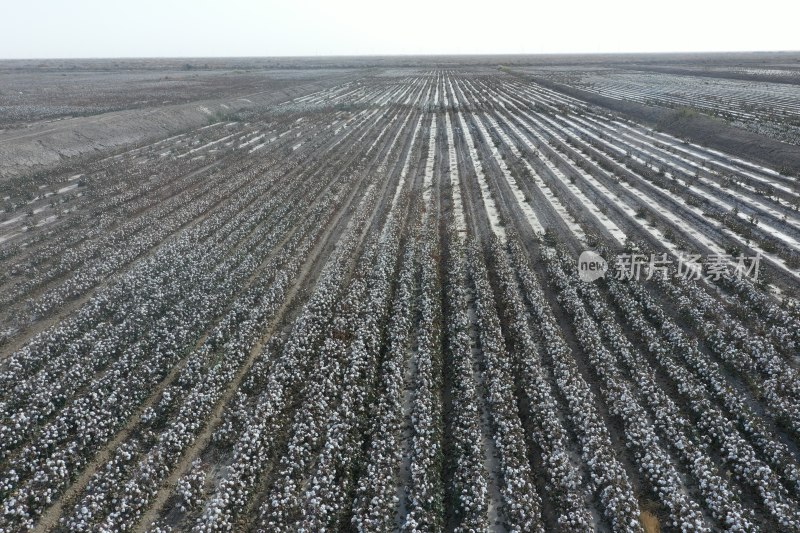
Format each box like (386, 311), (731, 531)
(2, 49), (800, 62)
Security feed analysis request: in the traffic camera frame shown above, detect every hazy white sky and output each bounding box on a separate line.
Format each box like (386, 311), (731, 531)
(2, 0), (798, 59)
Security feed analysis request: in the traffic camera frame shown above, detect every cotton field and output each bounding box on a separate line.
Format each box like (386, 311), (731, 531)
(1, 58), (800, 533)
